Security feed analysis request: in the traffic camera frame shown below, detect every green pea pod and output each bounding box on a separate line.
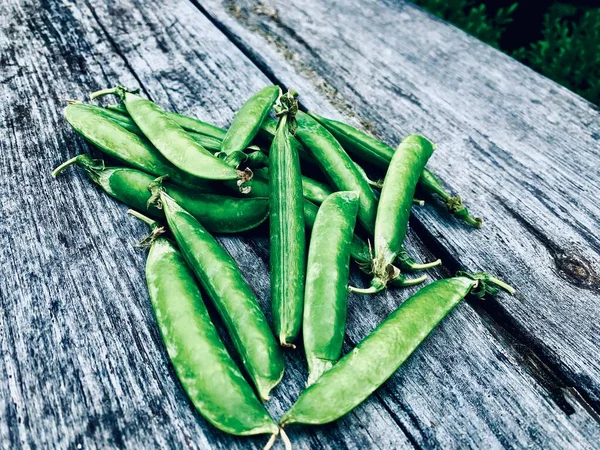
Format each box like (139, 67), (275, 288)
(269, 91), (306, 347)
(301, 176), (334, 205)
(294, 111), (378, 235)
(308, 112), (481, 227)
(221, 85), (281, 156)
(90, 87), (241, 182)
(107, 102), (228, 141)
(101, 104), (225, 151)
(167, 111), (227, 141)
(308, 111), (393, 169)
(303, 191), (359, 385)
(63, 103), (205, 189)
(136, 221), (278, 437)
(154, 190), (285, 400)
(251, 167), (333, 207)
(52, 155), (269, 233)
(282, 273), (515, 426)
(351, 135), (435, 294)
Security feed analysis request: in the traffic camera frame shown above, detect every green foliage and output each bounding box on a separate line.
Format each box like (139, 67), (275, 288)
(413, 0), (517, 48)
(414, 1), (600, 105)
(514, 5), (600, 105)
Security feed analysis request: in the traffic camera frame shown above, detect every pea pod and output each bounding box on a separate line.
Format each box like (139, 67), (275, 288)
(308, 111), (482, 227)
(281, 273), (515, 426)
(303, 191), (359, 385)
(102, 104), (230, 151)
(221, 85), (280, 157)
(302, 201), (426, 288)
(132, 214), (278, 437)
(269, 91), (306, 347)
(90, 87), (242, 182)
(151, 188), (285, 400)
(294, 111), (378, 234)
(108, 102), (228, 141)
(351, 135), (435, 294)
(63, 103), (205, 189)
(52, 155), (269, 233)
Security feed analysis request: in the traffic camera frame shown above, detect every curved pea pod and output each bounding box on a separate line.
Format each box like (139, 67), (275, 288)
(221, 85), (281, 157)
(351, 135), (435, 294)
(282, 273), (515, 426)
(301, 176), (333, 205)
(308, 111), (393, 169)
(102, 104), (225, 151)
(303, 191), (360, 385)
(154, 190), (285, 400)
(308, 112), (481, 227)
(139, 227), (278, 437)
(62, 103), (205, 189)
(294, 111), (378, 235)
(269, 92), (306, 347)
(90, 87), (242, 182)
(419, 168), (483, 228)
(52, 155), (269, 233)
(107, 102), (228, 141)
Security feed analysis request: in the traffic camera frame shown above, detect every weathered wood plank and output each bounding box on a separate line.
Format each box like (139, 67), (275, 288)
(0, 0), (599, 449)
(197, 0), (600, 411)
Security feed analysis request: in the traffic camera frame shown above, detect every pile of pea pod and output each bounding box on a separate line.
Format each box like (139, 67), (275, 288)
(53, 85), (515, 448)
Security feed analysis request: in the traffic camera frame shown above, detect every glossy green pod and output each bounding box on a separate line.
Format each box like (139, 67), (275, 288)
(90, 87), (239, 181)
(353, 135), (434, 294)
(281, 274), (515, 426)
(303, 191), (360, 385)
(52, 156), (269, 233)
(107, 102), (228, 141)
(143, 233), (278, 436)
(308, 112), (481, 227)
(221, 85), (280, 156)
(269, 92), (306, 347)
(63, 103), (205, 189)
(295, 111), (378, 234)
(157, 191), (285, 400)
(301, 176), (334, 205)
(308, 111), (393, 169)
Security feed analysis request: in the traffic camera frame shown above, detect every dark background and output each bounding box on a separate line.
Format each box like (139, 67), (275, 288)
(413, 0), (600, 104)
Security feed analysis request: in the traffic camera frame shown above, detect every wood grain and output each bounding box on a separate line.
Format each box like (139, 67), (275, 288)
(0, 0), (599, 448)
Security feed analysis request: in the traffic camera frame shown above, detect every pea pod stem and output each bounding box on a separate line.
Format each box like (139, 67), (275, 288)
(419, 169), (483, 228)
(127, 209), (156, 227)
(397, 249), (441, 271)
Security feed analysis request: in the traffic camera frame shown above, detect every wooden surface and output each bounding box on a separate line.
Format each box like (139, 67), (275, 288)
(1, 0), (599, 448)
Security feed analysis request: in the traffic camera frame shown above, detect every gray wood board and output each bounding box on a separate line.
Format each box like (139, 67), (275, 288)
(197, 0), (600, 412)
(0, 0), (598, 449)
